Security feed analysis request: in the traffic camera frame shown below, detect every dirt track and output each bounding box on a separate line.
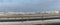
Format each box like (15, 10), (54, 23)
(0, 14), (60, 19)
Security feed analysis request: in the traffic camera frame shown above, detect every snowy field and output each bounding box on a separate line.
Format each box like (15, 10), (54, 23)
(0, 19), (59, 25)
(0, 20), (41, 25)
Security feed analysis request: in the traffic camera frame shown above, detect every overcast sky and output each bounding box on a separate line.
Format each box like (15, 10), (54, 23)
(0, 0), (60, 12)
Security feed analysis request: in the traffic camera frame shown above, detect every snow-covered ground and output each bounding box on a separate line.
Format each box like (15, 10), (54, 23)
(0, 20), (41, 25)
(0, 19), (59, 25)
